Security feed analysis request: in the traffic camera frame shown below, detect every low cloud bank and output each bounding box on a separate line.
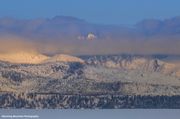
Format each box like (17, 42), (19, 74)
(0, 36), (180, 55)
(0, 16), (180, 55)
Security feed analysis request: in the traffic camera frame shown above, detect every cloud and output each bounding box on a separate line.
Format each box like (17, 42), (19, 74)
(0, 35), (180, 55)
(0, 16), (180, 55)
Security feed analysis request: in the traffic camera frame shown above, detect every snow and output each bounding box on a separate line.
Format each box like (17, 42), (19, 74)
(0, 51), (49, 64)
(0, 52), (84, 64)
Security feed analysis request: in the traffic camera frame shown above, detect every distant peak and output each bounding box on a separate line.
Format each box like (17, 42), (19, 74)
(51, 16), (85, 22)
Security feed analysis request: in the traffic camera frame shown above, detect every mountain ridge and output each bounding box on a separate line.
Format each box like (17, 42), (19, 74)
(1, 16), (180, 40)
(0, 51), (84, 64)
(0, 54), (180, 96)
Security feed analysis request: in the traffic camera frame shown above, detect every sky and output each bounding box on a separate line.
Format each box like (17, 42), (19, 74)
(0, 0), (180, 25)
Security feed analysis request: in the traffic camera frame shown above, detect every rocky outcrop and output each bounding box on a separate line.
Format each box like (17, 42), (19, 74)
(85, 55), (180, 78)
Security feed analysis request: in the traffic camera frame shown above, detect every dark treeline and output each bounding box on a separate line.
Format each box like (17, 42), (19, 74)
(0, 93), (180, 109)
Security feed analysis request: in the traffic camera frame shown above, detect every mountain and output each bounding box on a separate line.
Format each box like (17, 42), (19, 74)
(0, 51), (49, 64)
(0, 51), (84, 64)
(0, 54), (180, 108)
(135, 16), (180, 37)
(0, 54), (180, 95)
(1, 16), (180, 55)
(85, 55), (180, 78)
(1, 16), (180, 40)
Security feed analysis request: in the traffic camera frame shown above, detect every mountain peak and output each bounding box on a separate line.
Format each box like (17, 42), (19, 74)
(51, 16), (85, 23)
(0, 51), (49, 64)
(0, 51), (85, 64)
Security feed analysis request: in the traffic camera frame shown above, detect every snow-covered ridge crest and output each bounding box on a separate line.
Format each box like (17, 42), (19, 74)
(0, 51), (84, 64)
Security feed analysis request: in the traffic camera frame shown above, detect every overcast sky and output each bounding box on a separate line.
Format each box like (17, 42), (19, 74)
(0, 0), (180, 25)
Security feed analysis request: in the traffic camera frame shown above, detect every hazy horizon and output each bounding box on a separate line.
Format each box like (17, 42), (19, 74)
(0, 16), (180, 55)
(0, 0), (180, 55)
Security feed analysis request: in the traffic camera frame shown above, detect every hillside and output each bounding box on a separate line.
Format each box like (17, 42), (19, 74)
(0, 52), (84, 64)
(0, 51), (49, 64)
(0, 55), (180, 95)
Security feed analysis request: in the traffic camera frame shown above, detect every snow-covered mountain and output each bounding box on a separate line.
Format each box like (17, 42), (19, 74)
(0, 54), (180, 108)
(0, 51), (84, 64)
(0, 54), (180, 96)
(0, 51), (49, 64)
